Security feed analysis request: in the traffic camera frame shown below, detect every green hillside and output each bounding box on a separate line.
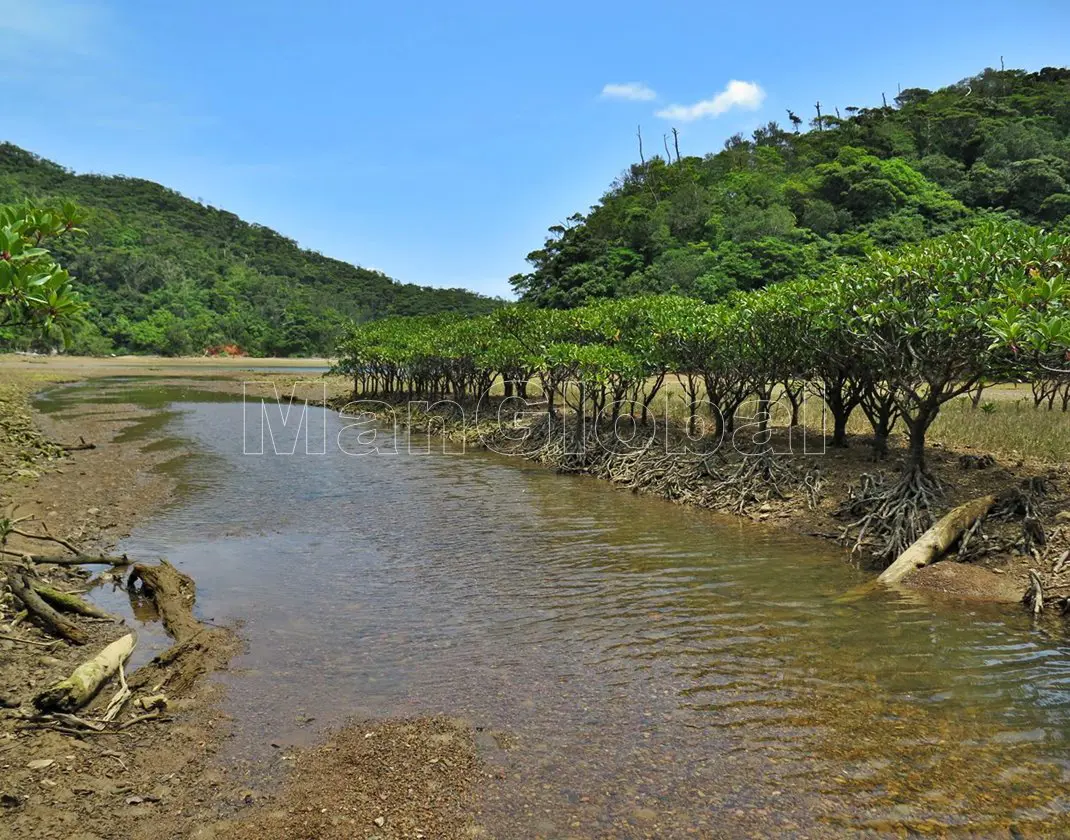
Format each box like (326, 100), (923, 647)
(0, 144), (501, 356)
(512, 66), (1070, 307)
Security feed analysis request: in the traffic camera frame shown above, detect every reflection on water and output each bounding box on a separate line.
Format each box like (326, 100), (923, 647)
(45, 380), (1070, 836)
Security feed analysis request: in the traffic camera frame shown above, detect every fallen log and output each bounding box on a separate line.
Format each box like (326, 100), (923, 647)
(128, 561), (200, 642)
(30, 581), (116, 620)
(877, 494), (997, 586)
(0, 551), (131, 567)
(126, 562), (240, 696)
(33, 633), (136, 713)
(6, 573), (88, 645)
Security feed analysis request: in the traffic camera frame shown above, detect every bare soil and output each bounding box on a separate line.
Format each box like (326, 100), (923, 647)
(222, 717), (482, 840)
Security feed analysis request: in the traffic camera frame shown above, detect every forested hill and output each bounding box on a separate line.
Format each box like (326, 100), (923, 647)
(0, 143), (501, 356)
(512, 66), (1070, 308)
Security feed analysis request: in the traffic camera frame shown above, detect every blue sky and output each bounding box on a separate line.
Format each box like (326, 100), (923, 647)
(1, 1), (1067, 298)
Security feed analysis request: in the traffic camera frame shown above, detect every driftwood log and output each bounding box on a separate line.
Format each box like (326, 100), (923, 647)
(30, 580), (116, 620)
(33, 633), (136, 712)
(878, 494), (997, 585)
(127, 561), (239, 696)
(0, 552), (132, 567)
(128, 561), (200, 642)
(60, 437), (96, 452)
(7, 526), (82, 555)
(7, 573), (89, 645)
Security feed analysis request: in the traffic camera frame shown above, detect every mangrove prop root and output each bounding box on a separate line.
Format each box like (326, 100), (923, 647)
(705, 448), (814, 515)
(840, 468), (943, 565)
(1026, 569), (1045, 617)
(33, 633), (136, 713)
(7, 573), (89, 645)
(878, 494), (997, 585)
(415, 415), (822, 515)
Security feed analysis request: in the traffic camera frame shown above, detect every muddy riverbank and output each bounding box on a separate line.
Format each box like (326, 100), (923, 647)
(0, 366), (486, 840)
(19, 355), (1060, 613)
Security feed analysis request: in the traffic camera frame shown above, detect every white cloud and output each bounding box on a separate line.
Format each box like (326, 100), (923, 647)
(601, 82), (657, 102)
(655, 80), (765, 122)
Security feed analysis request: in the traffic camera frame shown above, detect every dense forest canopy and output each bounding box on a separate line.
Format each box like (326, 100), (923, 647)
(511, 66), (1070, 307)
(0, 144), (502, 356)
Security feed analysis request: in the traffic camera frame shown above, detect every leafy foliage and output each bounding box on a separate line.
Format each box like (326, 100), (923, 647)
(0, 201), (86, 344)
(0, 145), (502, 356)
(512, 66), (1070, 308)
(341, 221), (1070, 465)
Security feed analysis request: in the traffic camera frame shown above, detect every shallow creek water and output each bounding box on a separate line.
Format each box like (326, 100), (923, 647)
(38, 380), (1070, 836)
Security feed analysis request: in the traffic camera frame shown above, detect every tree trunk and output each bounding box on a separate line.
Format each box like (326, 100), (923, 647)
(824, 374), (860, 448)
(872, 429), (889, 460)
(906, 405), (938, 472)
(757, 389), (769, 437)
(832, 411), (849, 448)
(861, 388), (897, 460)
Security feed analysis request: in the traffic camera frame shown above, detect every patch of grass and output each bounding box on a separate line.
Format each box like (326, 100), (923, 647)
(929, 395), (1070, 464)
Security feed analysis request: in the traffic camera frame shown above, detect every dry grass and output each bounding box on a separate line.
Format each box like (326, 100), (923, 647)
(929, 393), (1070, 464)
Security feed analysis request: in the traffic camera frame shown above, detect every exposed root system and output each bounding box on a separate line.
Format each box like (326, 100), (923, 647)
(444, 415), (823, 516)
(707, 447), (820, 515)
(839, 467), (943, 565)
